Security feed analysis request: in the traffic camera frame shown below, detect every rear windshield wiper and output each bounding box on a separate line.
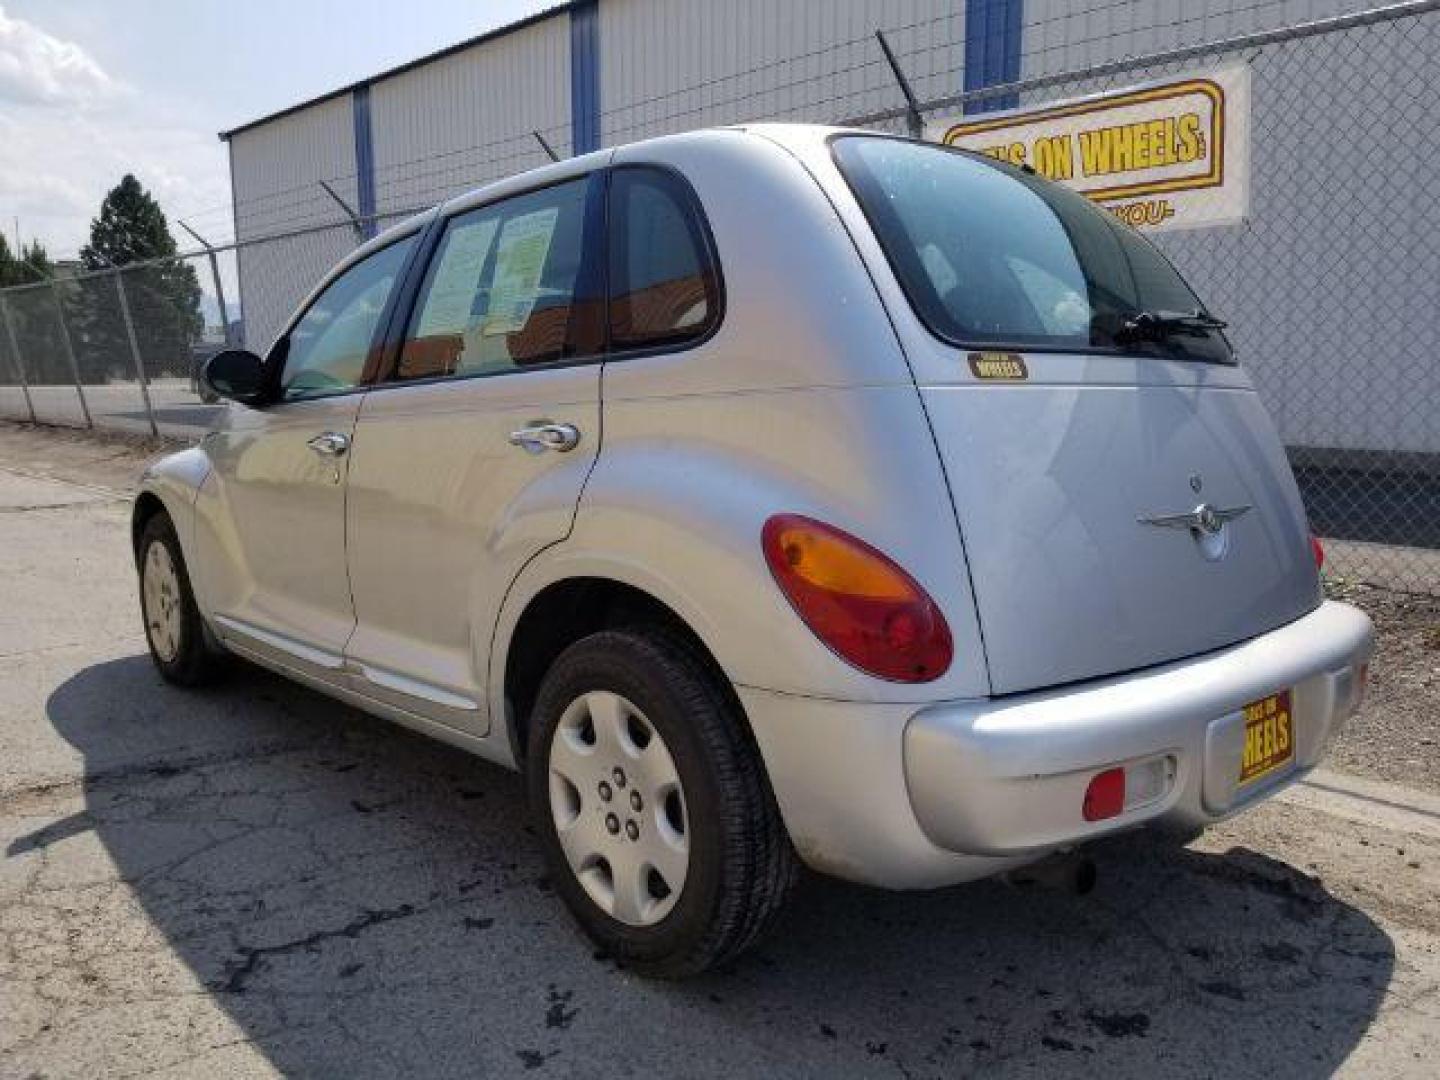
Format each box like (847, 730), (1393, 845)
(1116, 309), (1228, 343)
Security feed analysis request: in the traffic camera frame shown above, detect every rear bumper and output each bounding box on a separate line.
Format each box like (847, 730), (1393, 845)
(740, 601), (1371, 889)
(904, 601), (1374, 856)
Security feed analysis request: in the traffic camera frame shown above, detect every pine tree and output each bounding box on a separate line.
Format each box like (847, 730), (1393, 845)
(19, 241), (53, 282)
(81, 174), (184, 268)
(76, 174), (202, 379)
(0, 233), (48, 287)
(0, 237), (66, 382)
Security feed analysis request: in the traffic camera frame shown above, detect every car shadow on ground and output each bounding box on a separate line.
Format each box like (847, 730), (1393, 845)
(19, 655), (1395, 1078)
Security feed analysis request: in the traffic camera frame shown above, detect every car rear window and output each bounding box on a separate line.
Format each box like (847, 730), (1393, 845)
(832, 135), (1231, 363)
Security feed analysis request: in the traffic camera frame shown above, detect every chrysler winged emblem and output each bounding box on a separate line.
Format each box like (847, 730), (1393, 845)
(1138, 502), (1252, 535)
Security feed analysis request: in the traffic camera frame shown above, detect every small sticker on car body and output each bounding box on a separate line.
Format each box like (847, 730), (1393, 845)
(968, 352), (1028, 380)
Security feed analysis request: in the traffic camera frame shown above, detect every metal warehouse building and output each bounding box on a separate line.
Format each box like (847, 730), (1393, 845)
(219, 0), (1437, 464)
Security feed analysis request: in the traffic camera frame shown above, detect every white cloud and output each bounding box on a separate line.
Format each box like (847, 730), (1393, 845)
(0, 107), (231, 258)
(0, 7), (227, 260)
(0, 3), (116, 107)
(0, 3), (118, 106)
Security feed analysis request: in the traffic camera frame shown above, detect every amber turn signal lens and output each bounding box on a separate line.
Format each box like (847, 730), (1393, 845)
(762, 514), (952, 682)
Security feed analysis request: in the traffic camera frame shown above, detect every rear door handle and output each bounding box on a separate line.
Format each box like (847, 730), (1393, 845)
(508, 422), (581, 454)
(306, 431), (350, 457)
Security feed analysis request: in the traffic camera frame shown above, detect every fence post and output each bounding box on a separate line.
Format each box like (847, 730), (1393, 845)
(178, 222), (234, 347)
(112, 268), (160, 438)
(49, 282), (93, 429)
(0, 292), (38, 424)
(875, 29), (925, 138)
(533, 129), (561, 162)
(209, 252), (233, 347)
(318, 180), (365, 241)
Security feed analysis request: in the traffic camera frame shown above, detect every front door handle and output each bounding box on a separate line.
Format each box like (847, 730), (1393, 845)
(509, 421), (581, 454)
(306, 431), (350, 457)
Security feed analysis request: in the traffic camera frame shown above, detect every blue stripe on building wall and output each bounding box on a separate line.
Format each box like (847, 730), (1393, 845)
(352, 84), (377, 238)
(570, 0), (600, 154)
(964, 0), (1023, 114)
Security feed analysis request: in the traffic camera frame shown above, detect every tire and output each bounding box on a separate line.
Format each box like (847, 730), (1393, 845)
(526, 627), (799, 977)
(137, 512), (224, 686)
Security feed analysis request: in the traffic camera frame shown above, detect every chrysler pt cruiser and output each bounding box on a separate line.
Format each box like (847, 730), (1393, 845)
(133, 125), (1373, 976)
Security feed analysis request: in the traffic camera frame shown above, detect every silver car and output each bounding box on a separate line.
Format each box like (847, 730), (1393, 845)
(133, 125), (1374, 976)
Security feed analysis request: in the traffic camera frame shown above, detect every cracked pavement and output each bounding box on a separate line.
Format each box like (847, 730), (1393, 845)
(1, 422), (1438, 1078)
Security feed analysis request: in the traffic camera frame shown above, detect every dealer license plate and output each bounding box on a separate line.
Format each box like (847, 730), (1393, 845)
(1238, 690), (1294, 786)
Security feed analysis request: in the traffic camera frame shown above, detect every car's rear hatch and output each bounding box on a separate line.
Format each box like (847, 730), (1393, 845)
(830, 134), (1321, 694)
(919, 373), (1319, 693)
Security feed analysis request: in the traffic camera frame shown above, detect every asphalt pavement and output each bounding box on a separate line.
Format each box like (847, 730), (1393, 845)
(1, 426), (1438, 1078)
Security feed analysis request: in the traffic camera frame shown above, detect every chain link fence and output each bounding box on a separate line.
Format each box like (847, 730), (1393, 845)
(0, 1), (1434, 593)
(881, 0), (1439, 595)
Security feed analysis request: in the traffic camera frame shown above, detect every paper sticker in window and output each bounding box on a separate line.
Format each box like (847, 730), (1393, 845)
(482, 207), (560, 336)
(416, 218), (499, 338)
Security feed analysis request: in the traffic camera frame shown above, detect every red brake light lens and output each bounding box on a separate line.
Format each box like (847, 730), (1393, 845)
(1083, 768), (1126, 822)
(762, 514), (952, 682)
(1310, 533), (1325, 570)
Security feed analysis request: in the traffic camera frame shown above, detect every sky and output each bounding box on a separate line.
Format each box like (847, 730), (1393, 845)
(0, 0), (555, 260)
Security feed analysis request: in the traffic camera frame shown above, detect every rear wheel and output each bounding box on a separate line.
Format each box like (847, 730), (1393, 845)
(137, 512), (223, 686)
(526, 627), (798, 977)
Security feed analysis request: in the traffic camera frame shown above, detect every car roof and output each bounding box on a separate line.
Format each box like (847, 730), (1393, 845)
(358, 124), (868, 247)
(322, 123), (887, 319)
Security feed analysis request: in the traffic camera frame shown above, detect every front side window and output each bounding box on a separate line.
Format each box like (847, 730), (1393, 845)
(832, 136), (1231, 363)
(280, 236), (416, 399)
(607, 167), (720, 350)
(396, 177), (596, 381)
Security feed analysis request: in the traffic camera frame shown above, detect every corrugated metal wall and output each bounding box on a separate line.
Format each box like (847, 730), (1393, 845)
(369, 16), (572, 217)
(597, 0), (965, 144)
(1145, 11), (1438, 455)
(227, 0), (973, 351)
(229, 96), (359, 352)
(223, 0), (1432, 453)
(1019, 0), (1364, 77)
(1003, 0), (1426, 453)
(229, 96), (358, 237)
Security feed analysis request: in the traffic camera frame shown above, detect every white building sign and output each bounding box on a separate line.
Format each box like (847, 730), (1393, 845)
(929, 65), (1251, 232)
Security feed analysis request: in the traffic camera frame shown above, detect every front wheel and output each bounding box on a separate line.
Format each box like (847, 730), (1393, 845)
(137, 512), (224, 686)
(526, 628), (798, 977)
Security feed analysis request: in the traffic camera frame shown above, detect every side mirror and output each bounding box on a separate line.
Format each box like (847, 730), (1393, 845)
(203, 349), (269, 406)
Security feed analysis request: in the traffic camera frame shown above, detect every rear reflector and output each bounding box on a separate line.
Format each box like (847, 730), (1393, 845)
(1311, 533), (1325, 570)
(1082, 768), (1126, 822)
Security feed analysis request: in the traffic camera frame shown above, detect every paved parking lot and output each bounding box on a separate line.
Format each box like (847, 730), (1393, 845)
(2, 423), (1438, 1078)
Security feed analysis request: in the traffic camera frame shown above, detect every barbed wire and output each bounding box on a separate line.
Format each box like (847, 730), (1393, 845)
(181, 0), (1386, 235)
(2, 1), (1436, 594)
(5, 0), (1430, 276)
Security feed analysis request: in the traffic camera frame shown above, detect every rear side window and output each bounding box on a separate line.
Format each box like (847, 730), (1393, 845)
(607, 167), (720, 350)
(396, 177), (598, 381)
(832, 136), (1230, 363)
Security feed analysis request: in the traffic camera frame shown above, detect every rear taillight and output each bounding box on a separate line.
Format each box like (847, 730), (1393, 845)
(1311, 533), (1325, 570)
(762, 514), (952, 682)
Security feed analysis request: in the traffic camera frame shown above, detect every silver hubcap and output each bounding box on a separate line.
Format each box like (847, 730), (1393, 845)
(142, 541), (183, 663)
(547, 691), (689, 927)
